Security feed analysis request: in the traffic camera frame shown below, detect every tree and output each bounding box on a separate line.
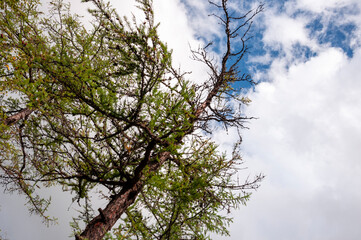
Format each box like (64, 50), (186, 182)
(0, 0), (264, 239)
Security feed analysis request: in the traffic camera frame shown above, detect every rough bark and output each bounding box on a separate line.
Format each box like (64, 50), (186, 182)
(2, 108), (34, 126)
(78, 152), (170, 240)
(77, 180), (143, 240)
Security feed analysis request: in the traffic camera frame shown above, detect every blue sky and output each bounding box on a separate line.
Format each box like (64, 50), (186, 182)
(1, 0), (361, 239)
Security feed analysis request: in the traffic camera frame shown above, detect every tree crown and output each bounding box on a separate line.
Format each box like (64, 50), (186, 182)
(0, 0), (264, 239)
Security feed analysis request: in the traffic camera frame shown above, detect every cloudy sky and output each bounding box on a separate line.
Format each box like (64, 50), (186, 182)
(1, 0), (361, 239)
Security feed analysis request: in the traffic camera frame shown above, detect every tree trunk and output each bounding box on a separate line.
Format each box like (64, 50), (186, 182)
(78, 152), (170, 240)
(78, 180), (143, 240)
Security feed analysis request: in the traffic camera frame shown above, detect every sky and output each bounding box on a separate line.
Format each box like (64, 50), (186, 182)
(1, 0), (361, 239)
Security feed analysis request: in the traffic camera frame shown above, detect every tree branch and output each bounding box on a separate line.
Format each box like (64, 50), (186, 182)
(2, 108), (34, 126)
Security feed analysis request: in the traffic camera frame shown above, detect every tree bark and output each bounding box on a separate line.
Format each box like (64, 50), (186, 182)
(3, 108), (34, 126)
(77, 180), (143, 240)
(78, 152), (170, 240)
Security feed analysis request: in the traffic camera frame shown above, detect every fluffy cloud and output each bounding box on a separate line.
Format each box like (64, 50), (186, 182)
(291, 0), (354, 13)
(263, 13), (314, 50)
(224, 46), (361, 240)
(217, 0), (361, 237)
(152, 0), (210, 84)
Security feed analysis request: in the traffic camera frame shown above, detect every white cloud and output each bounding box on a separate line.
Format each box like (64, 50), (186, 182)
(262, 11), (322, 60)
(218, 0), (361, 238)
(292, 0), (351, 13)
(180, 0), (222, 42)
(221, 46), (361, 239)
(152, 0), (210, 84)
(248, 52), (273, 65)
(264, 14), (308, 46)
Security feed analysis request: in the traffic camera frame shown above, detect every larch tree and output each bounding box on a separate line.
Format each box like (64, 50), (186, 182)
(0, 0), (264, 239)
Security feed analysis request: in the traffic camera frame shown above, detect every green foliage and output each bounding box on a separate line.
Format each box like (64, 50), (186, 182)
(0, 0), (263, 238)
(110, 139), (249, 239)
